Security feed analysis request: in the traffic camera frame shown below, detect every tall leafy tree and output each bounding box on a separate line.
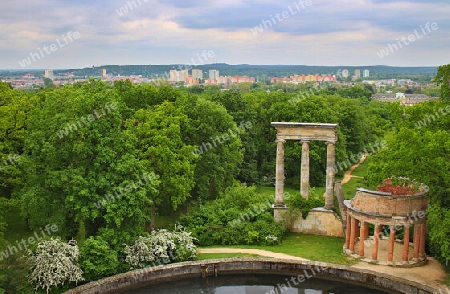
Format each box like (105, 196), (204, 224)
(22, 80), (159, 241)
(433, 64), (450, 101)
(126, 102), (197, 229)
(176, 95), (244, 200)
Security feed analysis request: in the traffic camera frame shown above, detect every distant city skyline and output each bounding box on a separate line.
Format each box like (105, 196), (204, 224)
(1, 0), (449, 69)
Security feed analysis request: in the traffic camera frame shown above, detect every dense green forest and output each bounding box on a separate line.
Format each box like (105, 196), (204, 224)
(0, 65), (448, 293)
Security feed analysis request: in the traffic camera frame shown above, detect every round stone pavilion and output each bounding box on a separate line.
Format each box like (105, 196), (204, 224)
(343, 178), (429, 267)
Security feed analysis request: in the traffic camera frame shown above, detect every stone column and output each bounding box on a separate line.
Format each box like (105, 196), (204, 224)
(325, 141), (336, 210)
(274, 139), (286, 207)
(388, 226), (396, 262)
(419, 222), (426, 257)
(300, 140), (310, 199)
(372, 224), (381, 261)
(345, 214), (351, 248)
(402, 225), (410, 261)
(413, 224), (420, 259)
(349, 217), (357, 252)
(359, 221), (366, 257)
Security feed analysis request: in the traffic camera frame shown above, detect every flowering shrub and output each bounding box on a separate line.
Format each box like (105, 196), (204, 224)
(25, 238), (84, 293)
(124, 225), (197, 269)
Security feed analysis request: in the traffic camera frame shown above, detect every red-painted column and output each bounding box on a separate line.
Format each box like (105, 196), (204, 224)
(388, 225), (396, 262)
(359, 221), (366, 257)
(364, 222), (370, 238)
(349, 217), (357, 252)
(372, 225), (381, 260)
(413, 224), (421, 259)
(419, 222), (426, 257)
(402, 225), (410, 261)
(345, 214), (351, 248)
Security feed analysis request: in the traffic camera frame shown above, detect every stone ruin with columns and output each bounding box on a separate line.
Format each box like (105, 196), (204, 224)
(271, 122), (429, 267)
(271, 122), (344, 237)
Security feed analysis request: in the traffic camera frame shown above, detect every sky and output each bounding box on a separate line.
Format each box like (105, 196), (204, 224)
(1, 0), (450, 69)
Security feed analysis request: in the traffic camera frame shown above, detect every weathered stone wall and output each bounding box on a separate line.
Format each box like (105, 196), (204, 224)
(351, 188), (429, 217)
(64, 258), (438, 294)
(290, 208), (344, 237)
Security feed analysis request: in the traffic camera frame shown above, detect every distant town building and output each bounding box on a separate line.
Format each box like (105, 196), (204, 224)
(101, 69), (107, 77)
(169, 69), (188, 82)
(341, 69), (349, 78)
(191, 69), (203, 80)
(363, 69), (370, 78)
(372, 93), (436, 106)
(44, 69), (54, 80)
(354, 69), (361, 79)
(209, 69), (219, 81)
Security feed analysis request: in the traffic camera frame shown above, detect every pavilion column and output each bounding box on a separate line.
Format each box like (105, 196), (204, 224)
(359, 221), (366, 257)
(349, 217), (357, 252)
(372, 224), (381, 261)
(300, 140), (310, 200)
(345, 214), (351, 248)
(364, 222), (370, 238)
(402, 225), (410, 261)
(274, 139), (286, 207)
(388, 225), (396, 262)
(325, 141), (336, 210)
(413, 224), (421, 259)
(419, 222), (426, 257)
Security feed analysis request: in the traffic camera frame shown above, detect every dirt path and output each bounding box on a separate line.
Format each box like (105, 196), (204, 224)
(199, 248), (447, 290)
(341, 154), (366, 184)
(198, 248), (309, 261)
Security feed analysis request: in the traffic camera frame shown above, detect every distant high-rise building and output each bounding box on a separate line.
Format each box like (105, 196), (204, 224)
(363, 69), (370, 78)
(44, 69), (54, 79)
(209, 69), (219, 81)
(169, 69), (188, 82)
(192, 69), (203, 80)
(354, 69), (361, 79)
(341, 69), (349, 78)
(101, 69), (107, 77)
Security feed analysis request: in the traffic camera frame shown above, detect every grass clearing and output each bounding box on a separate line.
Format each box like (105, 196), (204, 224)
(200, 233), (357, 266)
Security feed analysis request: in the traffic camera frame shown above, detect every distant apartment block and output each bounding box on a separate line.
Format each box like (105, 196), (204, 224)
(101, 69), (107, 77)
(363, 69), (370, 78)
(209, 69), (219, 81)
(341, 69), (349, 78)
(191, 69), (203, 80)
(44, 69), (54, 79)
(354, 69), (361, 79)
(169, 69), (188, 82)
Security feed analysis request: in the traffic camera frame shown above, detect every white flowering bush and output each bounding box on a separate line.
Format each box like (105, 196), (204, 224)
(264, 234), (279, 245)
(124, 225), (197, 269)
(25, 238), (84, 293)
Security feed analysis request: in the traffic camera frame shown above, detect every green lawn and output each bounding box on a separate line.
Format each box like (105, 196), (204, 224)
(200, 233), (357, 266)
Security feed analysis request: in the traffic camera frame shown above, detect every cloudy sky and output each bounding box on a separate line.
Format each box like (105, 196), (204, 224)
(1, 0), (449, 69)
